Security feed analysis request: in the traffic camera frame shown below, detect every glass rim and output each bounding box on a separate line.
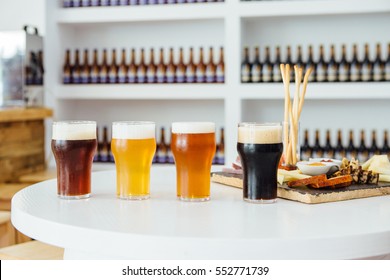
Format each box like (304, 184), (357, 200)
(112, 121), (155, 126)
(52, 120), (96, 125)
(238, 122), (282, 127)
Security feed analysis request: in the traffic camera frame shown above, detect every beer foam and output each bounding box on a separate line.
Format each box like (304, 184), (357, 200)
(52, 121), (96, 140)
(238, 123), (282, 144)
(171, 122), (215, 134)
(112, 121), (155, 139)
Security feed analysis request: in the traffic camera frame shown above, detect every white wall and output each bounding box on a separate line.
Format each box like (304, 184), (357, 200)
(0, 0), (45, 34)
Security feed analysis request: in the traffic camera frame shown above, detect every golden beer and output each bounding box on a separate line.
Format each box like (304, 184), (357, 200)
(171, 122), (216, 201)
(111, 122), (156, 200)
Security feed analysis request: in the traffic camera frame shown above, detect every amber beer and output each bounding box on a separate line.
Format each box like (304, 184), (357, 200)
(51, 121), (97, 199)
(237, 123), (283, 203)
(171, 122), (216, 201)
(111, 121), (156, 200)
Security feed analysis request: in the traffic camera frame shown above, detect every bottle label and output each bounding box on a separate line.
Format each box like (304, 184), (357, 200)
(350, 65), (360, 81)
(100, 74), (107, 84)
(156, 70), (166, 83)
(81, 0), (90, 6)
(323, 150), (335, 159)
(216, 67), (224, 83)
(361, 65), (371, 81)
(262, 66), (272, 82)
(146, 70), (156, 83)
(110, 0), (119, 5)
(372, 65), (383, 81)
(90, 72), (99, 83)
(137, 68), (146, 83)
(157, 0), (166, 4)
(167, 0), (176, 3)
(63, 73), (71, 84)
(118, 70), (127, 83)
(128, 71), (136, 83)
(139, 0), (147, 4)
(338, 66), (348, 82)
(157, 150), (167, 163)
(251, 65), (261, 83)
(273, 66), (282, 82)
(241, 65), (250, 83)
(109, 72), (117, 83)
(334, 150), (346, 161)
(73, 1), (81, 7)
(101, 0), (110, 6)
(63, 0), (72, 7)
(72, 72), (81, 84)
(300, 150), (312, 161)
(327, 66), (337, 82)
(346, 150), (358, 160)
(166, 70), (175, 83)
(186, 68), (195, 83)
(81, 72), (89, 84)
(312, 150), (324, 159)
(358, 151), (369, 163)
(205, 68), (215, 83)
(385, 64), (390, 81)
(148, 0), (157, 3)
(316, 65), (326, 82)
(196, 69), (205, 83)
(176, 69), (186, 83)
(91, 0), (99, 6)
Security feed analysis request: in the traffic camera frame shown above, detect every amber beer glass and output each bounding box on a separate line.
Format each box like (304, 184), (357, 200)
(111, 121), (156, 200)
(171, 122), (216, 201)
(51, 121), (97, 199)
(237, 123), (283, 203)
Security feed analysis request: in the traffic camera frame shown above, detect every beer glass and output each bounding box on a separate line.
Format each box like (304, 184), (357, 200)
(171, 122), (216, 202)
(237, 122), (283, 203)
(111, 121), (156, 200)
(51, 121), (97, 199)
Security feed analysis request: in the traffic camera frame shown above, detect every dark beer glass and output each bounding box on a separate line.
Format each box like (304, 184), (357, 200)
(237, 123), (283, 203)
(51, 121), (97, 199)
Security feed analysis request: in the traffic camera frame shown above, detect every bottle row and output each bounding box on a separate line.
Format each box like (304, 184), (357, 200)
(241, 43), (390, 83)
(63, 47), (225, 84)
(63, 0), (223, 8)
(300, 129), (390, 163)
(25, 50), (44, 85)
(94, 126), (225, 164)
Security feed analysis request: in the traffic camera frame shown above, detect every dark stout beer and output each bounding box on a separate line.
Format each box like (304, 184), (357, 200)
(237, 123), (282, 203)
(52, 121), (97, 199)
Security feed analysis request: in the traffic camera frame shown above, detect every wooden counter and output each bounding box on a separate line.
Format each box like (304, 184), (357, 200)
(0, 107), (53, 183)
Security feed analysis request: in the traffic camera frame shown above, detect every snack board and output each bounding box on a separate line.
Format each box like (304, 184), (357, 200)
(211, 172), (390, 204)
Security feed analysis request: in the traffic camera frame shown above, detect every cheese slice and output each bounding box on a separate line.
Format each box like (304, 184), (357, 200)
(362, 155), (390, 175)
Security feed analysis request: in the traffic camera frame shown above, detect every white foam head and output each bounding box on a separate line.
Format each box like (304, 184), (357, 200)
(238, 123), (282, 144)
(171, 122), (215, 134)
(112, 121), (155, 139)
(52, 121), (96, 140)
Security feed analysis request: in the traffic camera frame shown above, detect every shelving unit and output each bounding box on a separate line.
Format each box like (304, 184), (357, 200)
(45, 0), (390, 165)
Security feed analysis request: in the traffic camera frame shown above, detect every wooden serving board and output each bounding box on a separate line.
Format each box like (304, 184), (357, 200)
(211, 172), (390, 204)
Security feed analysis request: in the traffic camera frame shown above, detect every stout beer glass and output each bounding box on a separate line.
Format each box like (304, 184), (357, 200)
(237, 122), (283, 203)
(171, 122), (216, 201)
(111, 121), (156, 200)
(51, 121), (97, 199)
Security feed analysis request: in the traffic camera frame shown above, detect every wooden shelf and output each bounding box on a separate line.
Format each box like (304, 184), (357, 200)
(0, 107), (53, 123)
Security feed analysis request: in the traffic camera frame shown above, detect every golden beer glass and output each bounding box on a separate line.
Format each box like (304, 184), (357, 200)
(171, 122), (216, 202)
(111, 121), (156, 200)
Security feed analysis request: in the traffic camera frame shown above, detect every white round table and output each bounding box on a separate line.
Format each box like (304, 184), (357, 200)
(11, 166), (390, 260)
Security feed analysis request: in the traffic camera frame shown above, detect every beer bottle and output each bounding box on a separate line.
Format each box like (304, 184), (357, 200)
(128, 48), (137, 83)
(63, 0), (72, 7)
(167, 136), (175, 164)
(81, 0), (90, 7)
(316, 45), (327, 82)
(372, 43), (384, 82)
(91, 0), (100, 6)
(157, 127), (168, 163)
(119, 0), (129, 5)
(146, 48), (157, 84)
(111, 0), (120, 5)
(196, 47), (206, 83)
(300, 129), (312, 161)
(81, 49), (90, 84)
(216, 47), (224, 83)
(338, 44), (350, 82)
(241, 47), (251, 83)
(109, 49), (118, 84)
(73, 0), (81, 7)
(327, 45), (338, 82)
(186, 47), (196, 83)
(296, 45), (304, 71)
(250, 46), (261, 83)
(382, 130), (390, 158)
(156, 48), (166, 83)
(37, 50), (44, 85)
(217, 127), (225, 165)
(323, 130), (335, 159)
(90, 49), (100, 84)
(100, 126), (110, 162)
(285, 46), (294, 82)
(118, 48), (128, 84)
(262, 46), (273, 83)
(63, 50), (72, 84)
(137, 48), (147, 84)
(129, 0), (137, 5)
(369, 130), (380, 158)
(72, 49), (81, 84)
(350, 44), (361, 82)
(385, 43), (390, 82)
(306, 45), (316, 82)
(346, 130), (358, 159)
(272, 46), (282, 83)
(361, 44), (373, 82)
(166, 48), (176, 83)
(334, 130), (346, 160)
(176, 48), (187, 83)
(358, 130), (369, 163)
(100, 49), (109, 84)
(311, 130), (324, 158)
(101, 0), (110, 6)
(205, 47), (216, 83)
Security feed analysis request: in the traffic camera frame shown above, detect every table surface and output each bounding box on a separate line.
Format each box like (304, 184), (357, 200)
(11, 166), (390, 260)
